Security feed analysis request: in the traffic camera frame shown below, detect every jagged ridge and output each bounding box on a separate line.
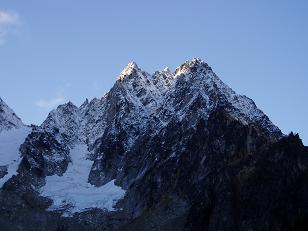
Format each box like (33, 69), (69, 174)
(38, 58), (281, 149)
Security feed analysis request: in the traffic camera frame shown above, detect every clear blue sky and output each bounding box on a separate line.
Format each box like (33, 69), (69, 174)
(0, 0), (307, 144)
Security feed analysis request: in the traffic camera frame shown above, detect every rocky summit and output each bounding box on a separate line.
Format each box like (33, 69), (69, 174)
(0, 59), (307, 231)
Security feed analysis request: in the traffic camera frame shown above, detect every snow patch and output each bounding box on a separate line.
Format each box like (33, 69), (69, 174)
(0, 126), (31, 187)
(40, 144), (126, 216)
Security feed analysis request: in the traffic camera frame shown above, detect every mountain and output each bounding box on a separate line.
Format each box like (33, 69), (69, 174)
(0, 59), (307, 231)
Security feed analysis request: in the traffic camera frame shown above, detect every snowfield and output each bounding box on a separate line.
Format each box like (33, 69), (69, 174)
(40, 144), (126, 216)
(0, 126), (31, 187)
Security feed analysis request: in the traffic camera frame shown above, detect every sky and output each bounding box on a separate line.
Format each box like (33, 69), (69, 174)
(0, 0), (307, 144)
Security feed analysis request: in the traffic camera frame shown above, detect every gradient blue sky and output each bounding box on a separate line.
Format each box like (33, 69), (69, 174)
(0, 0), (307, 144)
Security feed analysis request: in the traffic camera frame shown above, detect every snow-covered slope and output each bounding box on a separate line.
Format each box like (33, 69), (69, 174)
(40, 102), (82, 145)
(0, 126), (31, 187)
(157, 58), (281, 138)
(0, 98), (31, 187)
(40, 144), (125, 216)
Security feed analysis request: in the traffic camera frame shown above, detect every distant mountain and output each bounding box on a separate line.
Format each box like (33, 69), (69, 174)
(0, 59), (307, 231)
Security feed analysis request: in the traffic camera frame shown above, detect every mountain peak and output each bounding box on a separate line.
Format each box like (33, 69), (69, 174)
(80, 98), (89, 109)
(175, 58), (211, 76)
(118, 61), (141, 81)
(54, 101), (77, 111)
(66, 101), (77, 108)
(163, 67), (172, 73)
(189, 57), (203, 64)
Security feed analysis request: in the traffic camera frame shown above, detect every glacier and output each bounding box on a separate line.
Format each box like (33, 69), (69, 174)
(40, 144), (126, 216)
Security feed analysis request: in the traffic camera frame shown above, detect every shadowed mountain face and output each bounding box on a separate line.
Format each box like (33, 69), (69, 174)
(0, 59), (307, 231)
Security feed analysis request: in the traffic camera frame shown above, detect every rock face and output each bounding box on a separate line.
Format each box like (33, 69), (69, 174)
(0, 59), (307, 231)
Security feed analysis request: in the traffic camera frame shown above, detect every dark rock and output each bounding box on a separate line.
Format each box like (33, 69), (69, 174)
(0, 166), (8, 179)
